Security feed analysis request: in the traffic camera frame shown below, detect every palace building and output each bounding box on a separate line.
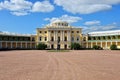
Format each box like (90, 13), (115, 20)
(0, 20), (120, 50)
(36, 20), (82, 49)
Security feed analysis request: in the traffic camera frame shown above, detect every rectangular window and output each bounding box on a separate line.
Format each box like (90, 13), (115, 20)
(40, 31), (42, 33)
(64, 37), (67, 41)
(51, 31), (54, 33)
(45, 37), (47, 41)
(77, 31), (79, 33)
(72, 37), (74, 41)
(51, 37), (54, 41)
(77, 37), (79, 41)
(39, 37), (42, 41)
(32, 38), (35, 41)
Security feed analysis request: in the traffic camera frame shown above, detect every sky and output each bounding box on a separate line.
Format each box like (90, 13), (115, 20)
(0, 0), (120, 34)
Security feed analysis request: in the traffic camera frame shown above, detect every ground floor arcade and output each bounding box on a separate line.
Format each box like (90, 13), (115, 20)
(0, 41), (36, 49)
(87, 41), (120, 49)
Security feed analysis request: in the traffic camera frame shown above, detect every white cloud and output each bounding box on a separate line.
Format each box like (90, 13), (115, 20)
(54, 0), (120, 14)
(11, 11), (29, 16)
(0, 0), (54, 16)
(83, 22), (118, 33)
(32, 1), (54, 12)
(44, 14), (82, 23)
(84, 20), (100, 26)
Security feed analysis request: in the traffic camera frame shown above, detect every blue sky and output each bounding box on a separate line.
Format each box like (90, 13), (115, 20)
(0, 0), (120, 34)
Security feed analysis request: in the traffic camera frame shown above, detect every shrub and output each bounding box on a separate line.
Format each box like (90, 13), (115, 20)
(93, 45), (102, 50)
(36, 43), (47, 50)
(71, 43), (82, 50)
(110, 44), (117, 50)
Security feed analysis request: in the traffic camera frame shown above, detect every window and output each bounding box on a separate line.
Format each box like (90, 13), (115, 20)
(62, 23), (64, 26)
(51, 37), (54, 41)
(65, 23), (68, 26)
(112, 36), (115, 39)
(51, 31), (54, 33)
(77, 37), (79, 41)
(72, 37), (74, 41)
(88, 37), (91, 40)
(93, 37), (96, 40)
(32, 38), (35, 41)
(103, 36), (105, 40)
(45, 31), (47, 33)
(83, 37), (86, 41)
(98, 37), (100, 40)
(40, 31), (42, 33)
(51, 44), (54, 49)
(72, 31), (74, 33)
(58, 31), (60, 33)
(45, 37), (47, 41)
(64, 37), (67, 41)
(39, 37), (42, 41)
(108, 36), (111, 39)
(65, 31), (67, 33)
(58, 37), (60, 43)
(77, 31), (79, 33)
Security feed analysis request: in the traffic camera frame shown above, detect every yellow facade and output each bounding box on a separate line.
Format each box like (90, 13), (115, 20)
(86, 31), (120, 49)
(36, 21), (82, 49)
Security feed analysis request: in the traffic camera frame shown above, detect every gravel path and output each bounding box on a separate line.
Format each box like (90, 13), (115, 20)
(0, 50), (120, 80)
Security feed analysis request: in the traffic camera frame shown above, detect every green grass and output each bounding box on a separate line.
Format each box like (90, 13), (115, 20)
(47, 50), (70, 52)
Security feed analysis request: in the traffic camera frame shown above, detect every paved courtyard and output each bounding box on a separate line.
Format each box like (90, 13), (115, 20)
(0, 50), (120, 80)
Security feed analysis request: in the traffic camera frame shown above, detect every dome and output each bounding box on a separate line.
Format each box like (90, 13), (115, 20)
(51, 20), (69, 27)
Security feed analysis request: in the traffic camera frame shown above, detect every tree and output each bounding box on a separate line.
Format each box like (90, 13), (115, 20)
(110, 44), (117, 50)
(93, 45), (102, 50)
(36, 43), (47, 50)
(71, 43), (82, 50)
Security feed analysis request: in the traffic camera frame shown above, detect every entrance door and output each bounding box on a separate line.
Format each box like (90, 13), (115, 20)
(57, 44), (60, 50)
(51, 44), (54, 49)
(64, 44), (67, 49)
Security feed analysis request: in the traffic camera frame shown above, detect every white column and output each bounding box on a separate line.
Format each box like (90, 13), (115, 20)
(63, 31), (64, 41)
(61, 30), (62, 41)
(96, 41), (97, 45)
(54, 30), (56, 41)
(11, 42), (13, 48)
(68, 31), (70, 41)
(111, 41), (112, 45)
(101, 41), (102, 48)
(67, 31), (69, 41)
(47, 31), (49, 41)
(56, 31), (57, 41)
(48, 30), (50, 42)
(87, 42), (88, 48)
(106, 41), (107, 49)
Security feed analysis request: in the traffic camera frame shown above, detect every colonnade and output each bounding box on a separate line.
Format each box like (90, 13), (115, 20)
(0, 41), (36, 49)
(87, 41), (120, 49)
(48, 30), (71, 42)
